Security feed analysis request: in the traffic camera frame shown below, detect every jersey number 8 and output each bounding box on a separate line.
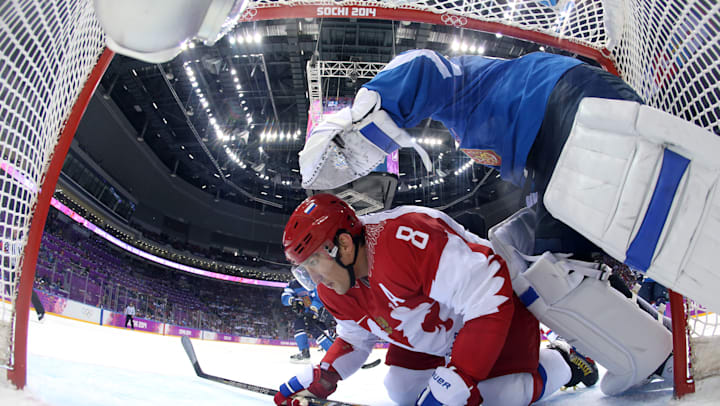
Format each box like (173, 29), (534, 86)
(395, 226), (429, 250)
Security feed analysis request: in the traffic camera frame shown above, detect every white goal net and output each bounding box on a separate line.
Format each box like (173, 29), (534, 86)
(1, 0), (718, 396)
(1, 0), (105, 386)
(246, 0), (720, 135)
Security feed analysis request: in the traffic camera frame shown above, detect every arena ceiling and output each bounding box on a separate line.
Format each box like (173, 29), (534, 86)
(95, 17), (584, 216)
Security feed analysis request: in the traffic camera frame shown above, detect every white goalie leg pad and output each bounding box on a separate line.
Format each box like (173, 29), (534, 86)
(519, 254), (672, 395)
(487, 207), (537, 280)
(489, 210), (673, 396)
(544, 97), (720, 312)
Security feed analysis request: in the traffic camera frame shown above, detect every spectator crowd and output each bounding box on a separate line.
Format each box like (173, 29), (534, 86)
(34, 207), (300, 340)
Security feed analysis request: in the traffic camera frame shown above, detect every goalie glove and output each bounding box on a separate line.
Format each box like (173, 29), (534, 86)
(274, 365), (341, 406)
(416, 366), (482, 406)
(299, 88), (431, 190)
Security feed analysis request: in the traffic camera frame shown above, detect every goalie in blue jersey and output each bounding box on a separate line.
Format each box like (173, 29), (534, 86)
(300, 48), (720, 316)
(300, 49), (642, 260)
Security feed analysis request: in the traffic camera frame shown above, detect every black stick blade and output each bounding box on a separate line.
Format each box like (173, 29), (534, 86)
(361, 359), (381, 369)
(181, 336), (205, 376)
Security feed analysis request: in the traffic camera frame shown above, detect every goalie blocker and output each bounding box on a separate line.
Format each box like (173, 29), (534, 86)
(543, 98), (720, 312)
(489, 208), (672, 396)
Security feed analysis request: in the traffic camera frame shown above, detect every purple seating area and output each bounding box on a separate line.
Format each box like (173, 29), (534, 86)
(34, 212), (295, 339)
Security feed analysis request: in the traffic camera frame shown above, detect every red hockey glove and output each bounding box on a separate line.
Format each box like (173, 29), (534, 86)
(415, 366), (482, 406)
(274, 364), (341, 406)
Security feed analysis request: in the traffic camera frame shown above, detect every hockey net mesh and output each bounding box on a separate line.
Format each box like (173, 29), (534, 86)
(0, 0), (718, 394)
(686, 300), (720, 382)
(0, 0), (105, 371)
(249, 0), (720, 135)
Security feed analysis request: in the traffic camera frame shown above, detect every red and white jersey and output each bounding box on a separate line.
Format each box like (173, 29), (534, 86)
(319, 206), (515, 379)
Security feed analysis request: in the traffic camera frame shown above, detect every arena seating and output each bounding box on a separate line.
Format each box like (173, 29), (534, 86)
(34, 211), (297, 339)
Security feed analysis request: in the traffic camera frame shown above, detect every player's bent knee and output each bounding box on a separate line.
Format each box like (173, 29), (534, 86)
(384, 366), (433, 405)
(476, 373), (534, 406)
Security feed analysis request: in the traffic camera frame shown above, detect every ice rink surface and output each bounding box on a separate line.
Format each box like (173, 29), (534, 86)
(2, 314), (719, 405)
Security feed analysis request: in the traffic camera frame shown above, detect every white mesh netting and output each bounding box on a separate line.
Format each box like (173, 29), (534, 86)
(0, 0), (105, 370)
(248, 0), (720, 135)
(249, 0), (610, 44)
(687, 301), (720, 381)
(0, 0), (718, 393)
(612, 0), (720, 134)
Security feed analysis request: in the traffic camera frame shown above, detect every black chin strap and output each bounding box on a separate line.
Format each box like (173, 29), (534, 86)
(334, 235), (361, 289)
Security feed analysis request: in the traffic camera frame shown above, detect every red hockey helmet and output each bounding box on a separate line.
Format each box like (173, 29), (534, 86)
(283, 193), (362, 266)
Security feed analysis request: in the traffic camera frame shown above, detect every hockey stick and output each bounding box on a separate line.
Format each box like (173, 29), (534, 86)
(361, 359), (381, 369)
(180, 336), (366, 406)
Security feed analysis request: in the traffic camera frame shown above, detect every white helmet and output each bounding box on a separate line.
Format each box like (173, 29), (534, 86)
(94, 0), (249, 63)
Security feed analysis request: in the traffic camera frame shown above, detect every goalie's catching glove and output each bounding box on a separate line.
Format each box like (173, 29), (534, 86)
(299, 88), (431, 190)
(416, 366), (482, 406)
(274, 365), (341, 406)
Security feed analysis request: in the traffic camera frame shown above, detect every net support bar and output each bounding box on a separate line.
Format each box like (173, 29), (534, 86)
(6, 48), (115, 390)
(670, 289), (695, 398)
(241, 3), (618, 75)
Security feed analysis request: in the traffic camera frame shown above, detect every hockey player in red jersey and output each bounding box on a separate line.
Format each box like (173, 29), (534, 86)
(274, 194), (598, 406)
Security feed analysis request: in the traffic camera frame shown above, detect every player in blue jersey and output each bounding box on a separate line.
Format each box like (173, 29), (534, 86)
(281, 279), (334, 363)
(300, 49), (643, 260)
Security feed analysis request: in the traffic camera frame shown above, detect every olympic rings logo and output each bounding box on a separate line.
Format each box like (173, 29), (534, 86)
(239, 7), (258, 21)
(441, 13), (468, 28)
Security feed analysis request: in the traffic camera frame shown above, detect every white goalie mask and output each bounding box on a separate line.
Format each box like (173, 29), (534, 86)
(300, 89), (432, 190)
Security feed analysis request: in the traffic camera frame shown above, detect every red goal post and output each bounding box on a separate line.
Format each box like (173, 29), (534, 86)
(1, 0), (112, 390)
(1, 0), (718, 397)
